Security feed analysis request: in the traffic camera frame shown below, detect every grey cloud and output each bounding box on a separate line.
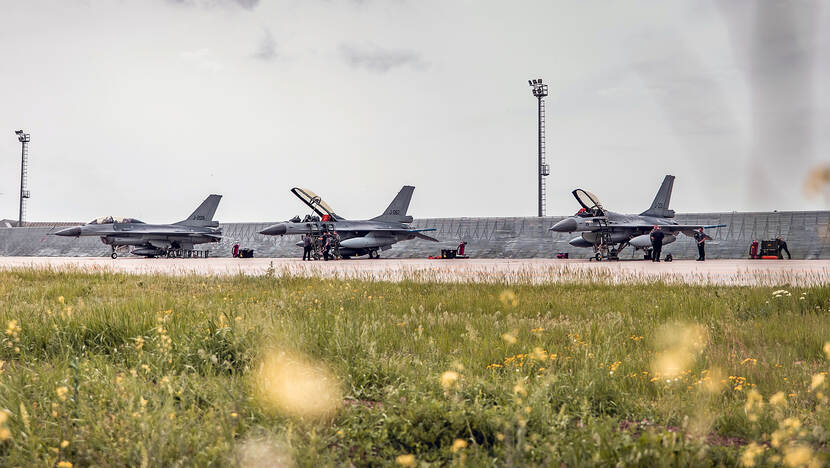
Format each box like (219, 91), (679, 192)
(339, 44), (426, 73)
(253, 28), (277, 61)
(165, 0), (259, 10)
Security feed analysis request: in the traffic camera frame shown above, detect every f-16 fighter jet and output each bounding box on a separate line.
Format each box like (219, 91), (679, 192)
(549, 175), (724, 261)
(53, 195), (223, 258)
(259, 186), (438, 259)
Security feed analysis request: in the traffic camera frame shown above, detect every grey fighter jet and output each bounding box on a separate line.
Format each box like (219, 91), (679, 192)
(53, 195), (223, 258)
(549, 175), (724, 261)
(259, 186), (438, 258)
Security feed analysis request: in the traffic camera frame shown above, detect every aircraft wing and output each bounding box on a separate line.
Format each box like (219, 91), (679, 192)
(105, 230), (222, 238)
(609, 223), (726, 234)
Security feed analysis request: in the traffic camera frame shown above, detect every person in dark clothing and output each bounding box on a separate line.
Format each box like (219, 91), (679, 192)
(776, 236), (791, 259)
(694, 228), (711, 261)
(302, 234), (312, 261)
(650, 225), (664, 262)
(322, 233), (331, 261)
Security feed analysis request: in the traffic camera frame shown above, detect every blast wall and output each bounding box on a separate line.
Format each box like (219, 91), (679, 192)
(0, 211), (828, 259)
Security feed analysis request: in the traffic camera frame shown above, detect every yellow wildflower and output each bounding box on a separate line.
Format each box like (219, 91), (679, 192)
(440, 371), (459, 390)
(60, 440), (69, 448)
(769, 391), (788, 407)
(451, 438), (467, 453)
(810, 373), (825, 390)
(740, 442), (764, 467)
(57, 462), (72, 468)
(498, 290), (518, 308)
(824, 342), (830, 360)
(783, 444), (813, 468)
(395, 454), (416, 467)
(744, 389), (764, 421)
(513, 382), (527, 397)
(56, 386), (69, 401)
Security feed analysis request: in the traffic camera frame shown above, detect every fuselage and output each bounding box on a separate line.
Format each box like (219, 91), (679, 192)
(259, 219), (421, 257)
(551, 211), (678, 249)
(54, 223), (221, 250)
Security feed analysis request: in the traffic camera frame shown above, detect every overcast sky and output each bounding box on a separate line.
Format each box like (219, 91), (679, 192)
(0, 0), (828, 223)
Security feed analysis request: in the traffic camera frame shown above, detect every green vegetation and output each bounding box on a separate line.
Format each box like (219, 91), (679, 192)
(0, 269), (828, 466)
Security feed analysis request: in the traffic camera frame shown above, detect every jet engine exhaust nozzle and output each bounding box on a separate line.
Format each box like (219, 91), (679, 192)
(259, 224), (287, 236)
(550, 218), (577, 233)
(53, 226), (82, 237)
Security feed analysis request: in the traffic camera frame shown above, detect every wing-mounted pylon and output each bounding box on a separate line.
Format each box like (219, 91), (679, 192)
(291, 188), (342, 221)
(572, 189), (605, 217)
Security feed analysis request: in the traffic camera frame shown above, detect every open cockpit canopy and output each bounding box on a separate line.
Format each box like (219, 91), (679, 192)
(87, 216), (145, 225)
(572, 189), (604, 217)
(291, 188), (340, 220)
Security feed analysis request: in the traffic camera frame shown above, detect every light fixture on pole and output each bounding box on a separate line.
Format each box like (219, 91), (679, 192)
(14, 130), (31, 227)
(528, 79), (549, 217)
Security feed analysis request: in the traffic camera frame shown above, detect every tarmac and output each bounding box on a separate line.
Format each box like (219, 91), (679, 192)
(0, 257), (828, 286)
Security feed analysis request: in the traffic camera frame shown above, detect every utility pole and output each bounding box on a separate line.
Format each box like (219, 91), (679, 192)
(14, 130), (30, 227)
(528, 79), (549, 217)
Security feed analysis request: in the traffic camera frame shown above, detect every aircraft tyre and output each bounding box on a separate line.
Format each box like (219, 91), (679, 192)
(594, 252), (602, 262)
(665, 254), (673, 262)
(111, 252), (117, 259)
(369, 250), (379, 259)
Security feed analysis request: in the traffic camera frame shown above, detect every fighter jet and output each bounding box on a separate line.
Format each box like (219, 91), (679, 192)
(259, 186), (438, 258)
(53, 195), (223, 258)
(549, 175), (724, 261)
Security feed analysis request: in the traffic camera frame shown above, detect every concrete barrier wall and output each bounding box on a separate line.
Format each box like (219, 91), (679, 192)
(1, 211), (828, 259)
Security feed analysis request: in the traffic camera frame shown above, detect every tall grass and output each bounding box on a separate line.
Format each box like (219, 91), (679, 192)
(0, 269), (828, 466)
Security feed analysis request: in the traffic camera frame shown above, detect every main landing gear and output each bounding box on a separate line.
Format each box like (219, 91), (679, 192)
(368, 250), (380, 259)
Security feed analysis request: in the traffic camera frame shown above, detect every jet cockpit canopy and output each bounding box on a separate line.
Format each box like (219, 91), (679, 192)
(291, 188), (340, 221)
(87, 216), (145, 225)
(572, 189), (605, 217)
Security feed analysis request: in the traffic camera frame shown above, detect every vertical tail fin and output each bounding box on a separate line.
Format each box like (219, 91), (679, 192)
(176, 194), (222, 226)
(640, 175), (675, 218)
(371, 186), (415, 223)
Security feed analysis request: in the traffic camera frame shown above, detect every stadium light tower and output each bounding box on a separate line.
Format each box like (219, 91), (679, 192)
(14, 130), (31, 227)
(528, 79), (549, 217)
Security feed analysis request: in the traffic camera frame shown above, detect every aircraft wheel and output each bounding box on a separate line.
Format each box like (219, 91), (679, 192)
(594, 252), (602, 262)
(111, 252), (117, 259)
(665, 254), (673, 262)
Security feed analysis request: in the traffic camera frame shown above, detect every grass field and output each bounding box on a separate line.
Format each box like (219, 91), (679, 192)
(0, 269), (829, 467)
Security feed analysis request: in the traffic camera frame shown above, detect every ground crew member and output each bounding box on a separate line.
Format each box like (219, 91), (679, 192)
(322, 233), (331, 261)
(694, 227), (710, 261)
(650, 225), (664, 262)
(332, 231), (342, 260)
(302, 234), (312, 261)
(776, 236), (791, 259)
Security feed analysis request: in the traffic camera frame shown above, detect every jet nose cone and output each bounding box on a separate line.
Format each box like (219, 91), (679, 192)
(550, 218), (578, 232)
(53, 226), (82, 237)
(259, 224), (287, 236)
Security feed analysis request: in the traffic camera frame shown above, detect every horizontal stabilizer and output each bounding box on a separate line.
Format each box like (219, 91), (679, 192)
(176, 194), (222, 227)
(414, 232), (439, 242)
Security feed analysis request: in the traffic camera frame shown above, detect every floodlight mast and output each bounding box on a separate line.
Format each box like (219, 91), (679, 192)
(528, 79), (549, 217)
(14, 130), (31, 227)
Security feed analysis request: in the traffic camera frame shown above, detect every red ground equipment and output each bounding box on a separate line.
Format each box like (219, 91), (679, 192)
(232, 243), (240, 258)
(749, 240), (759, 259)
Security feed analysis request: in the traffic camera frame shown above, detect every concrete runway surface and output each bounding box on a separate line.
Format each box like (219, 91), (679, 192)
(0, 257), (828, 286)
